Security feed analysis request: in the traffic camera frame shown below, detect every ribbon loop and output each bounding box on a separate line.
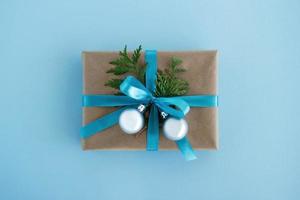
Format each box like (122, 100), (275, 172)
(120, 75), (190, 120)
(120, 76), (153, 101)
(155, 97), (190, 118)
(120, 75), (190, 119)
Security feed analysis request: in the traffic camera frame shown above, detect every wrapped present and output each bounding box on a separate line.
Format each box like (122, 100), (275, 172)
(81, 47), (218, 160)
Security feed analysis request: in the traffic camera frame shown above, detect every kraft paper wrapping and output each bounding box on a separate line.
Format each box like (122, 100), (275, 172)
(82, 51), (218, 150)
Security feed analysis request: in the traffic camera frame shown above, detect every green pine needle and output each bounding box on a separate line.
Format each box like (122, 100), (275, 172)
(131, 45), (142, 64)
(106, 65), (131, 75)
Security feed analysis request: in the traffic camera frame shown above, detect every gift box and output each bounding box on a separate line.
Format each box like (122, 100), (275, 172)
(82, 51), (218, 150)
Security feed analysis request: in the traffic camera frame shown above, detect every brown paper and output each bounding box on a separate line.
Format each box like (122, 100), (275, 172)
(82, 51), (218, 150)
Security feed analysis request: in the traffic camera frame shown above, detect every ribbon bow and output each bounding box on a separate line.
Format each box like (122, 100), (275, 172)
(120, 75), (190, 119)
(81, 50), (218, 161)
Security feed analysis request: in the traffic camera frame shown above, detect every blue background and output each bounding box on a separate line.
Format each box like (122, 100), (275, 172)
(1, 0), (299, 199)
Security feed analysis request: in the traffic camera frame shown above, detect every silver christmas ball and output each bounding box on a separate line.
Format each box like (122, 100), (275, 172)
(119, 108), (144, 134)
(163, 117), (188, 141)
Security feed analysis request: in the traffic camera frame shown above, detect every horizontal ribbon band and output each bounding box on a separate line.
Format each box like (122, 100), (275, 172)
(176, 95), (218, 107)
(82, 95), (142, 107)
(82, 95), (218, 108)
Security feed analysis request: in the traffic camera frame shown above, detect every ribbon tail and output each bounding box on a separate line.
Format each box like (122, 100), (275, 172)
(80, 107), (129, 138)
(146, 105), (159, 151)
(175, 137), (197, 161)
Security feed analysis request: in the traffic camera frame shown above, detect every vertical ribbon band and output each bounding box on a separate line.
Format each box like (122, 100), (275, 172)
(143, 51), (196, 160)
(145, 50), (157, 93)
(144, 50), (159, 151)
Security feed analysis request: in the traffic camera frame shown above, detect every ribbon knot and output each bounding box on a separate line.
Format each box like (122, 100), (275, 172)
(150, 96), (157, 104)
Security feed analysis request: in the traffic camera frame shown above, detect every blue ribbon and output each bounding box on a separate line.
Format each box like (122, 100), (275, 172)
(81, 50), (218, 161)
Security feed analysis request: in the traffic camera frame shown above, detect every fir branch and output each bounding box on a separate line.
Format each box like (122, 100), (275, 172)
(155, 57), (189, 97)
(131, 45), (142, 64)
(170, 57), (186, 73)
(105, 45), (145, 91)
